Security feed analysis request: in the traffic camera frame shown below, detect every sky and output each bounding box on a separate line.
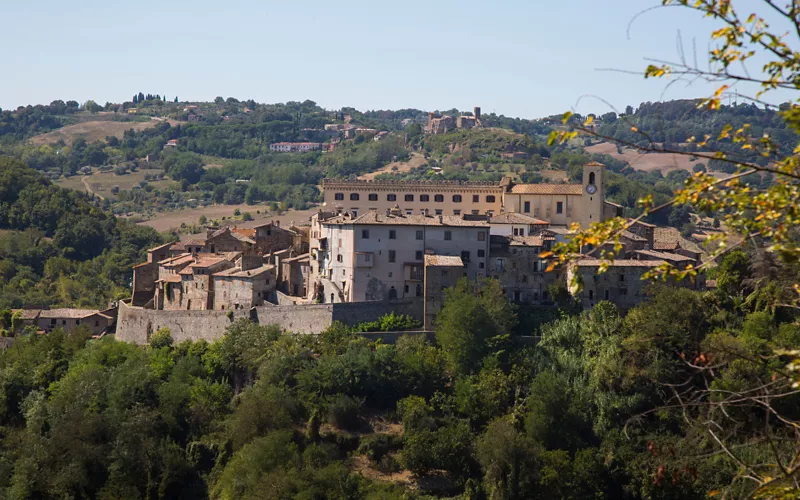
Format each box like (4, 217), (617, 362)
(0, 0), (785, 119)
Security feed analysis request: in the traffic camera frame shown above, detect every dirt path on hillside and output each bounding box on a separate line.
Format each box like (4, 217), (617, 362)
(81, 176), (104, 200)
(359, 152), (427, 180)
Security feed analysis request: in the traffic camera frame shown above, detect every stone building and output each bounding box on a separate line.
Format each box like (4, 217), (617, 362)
(253, 221), (306, 254)
(567, 259), (666, 311)
(157, 255), (235, 311)
(280, 253), (311, 298)
(212, 263), (276, 311)
(17, 308), (116, 336)
(488, 235), (559, 304)
(309, 208), (490, 303)
(131, 242), (172, 307)
(205, 227), (255, 253)
(423, 255), (464, 330)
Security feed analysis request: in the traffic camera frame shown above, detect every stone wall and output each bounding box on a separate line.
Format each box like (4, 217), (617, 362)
(116, 297), (424, 344)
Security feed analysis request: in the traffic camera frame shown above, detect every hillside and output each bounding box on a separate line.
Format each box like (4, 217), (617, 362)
(30, 117), (180, 146)
(585, 141), (705, 174)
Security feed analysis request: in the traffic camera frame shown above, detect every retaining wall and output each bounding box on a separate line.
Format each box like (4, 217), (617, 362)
(116, 297), (425, 344)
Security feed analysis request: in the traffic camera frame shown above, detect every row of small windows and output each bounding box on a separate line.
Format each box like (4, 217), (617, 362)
(336, 248), (487, 264)
(360, 229), (486, 241)
(334, 193), (495, 203)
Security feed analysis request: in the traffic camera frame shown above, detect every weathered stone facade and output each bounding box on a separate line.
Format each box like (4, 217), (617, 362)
(115, 297), (424, 344)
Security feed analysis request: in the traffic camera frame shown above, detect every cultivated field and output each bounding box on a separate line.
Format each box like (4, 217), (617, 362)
(585, 141), (706, 174)
(56, 169), (175, 199)
(138, 205), (320, 233)
(30, 115), (183, 146)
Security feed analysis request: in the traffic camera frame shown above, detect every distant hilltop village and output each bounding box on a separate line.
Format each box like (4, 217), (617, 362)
(12, 162), (707, 344)
(425, 107), (483, 135)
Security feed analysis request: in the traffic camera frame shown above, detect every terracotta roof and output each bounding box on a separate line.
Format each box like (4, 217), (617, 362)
(425, 255), (464, 267)
(159, 254), (195, 266)
(489, 213), (549, 225)
(322, 210), (490, 227)
(214, 264), (274, 278)
(574, 259), (665, 268)
(653, 227), (702, 253)
(509, 184), (584, 195)
(509, 236), (544, 247)
(634, 249), (694, 262)
(585, 161), (605, 167)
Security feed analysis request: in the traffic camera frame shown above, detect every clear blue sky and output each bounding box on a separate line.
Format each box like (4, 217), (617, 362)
(0, 0), (781, 118)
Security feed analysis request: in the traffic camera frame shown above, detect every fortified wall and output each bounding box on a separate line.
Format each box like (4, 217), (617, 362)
(116, 298), (423, 345)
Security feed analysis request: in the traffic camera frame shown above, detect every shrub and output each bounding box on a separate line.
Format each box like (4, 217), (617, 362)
(357, 434), (401, 463)
(149, 327), (173, 349)
(327, 395), (363, 431)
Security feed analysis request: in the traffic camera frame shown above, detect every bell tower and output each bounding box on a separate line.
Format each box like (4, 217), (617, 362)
(581, 161), (605, 227)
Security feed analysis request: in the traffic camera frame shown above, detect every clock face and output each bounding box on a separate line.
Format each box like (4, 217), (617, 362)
(586, 184), (597, 195)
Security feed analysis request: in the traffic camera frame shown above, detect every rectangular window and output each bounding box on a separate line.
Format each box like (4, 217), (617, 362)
(619, 274), (625, 282)
(453, 195), (462, 203)
(486, 195), (496, 203)
(496, 259), (505, 271)
(478, 249), (485, 257)
(472, 194), (479, 203)
(389, 230), (396, 239)
(605, 289), (610, 300)
(444, 231), (452, 240)
(388, 250), (396, 262)
(416, 230), (423, 240)
(362, 230), (369, 239)
(556, 201), (563, 214)
(620, 288), (628, 296)
(461, 250), (470, 261)
(365, 253), (372, 262)
(387, 194), (397, 201)
(334, 193), (344, 201)
(350, 193), (359, 201)
(478, 231), (486, 241)
(453, 210), (461, 215)
(420, 194), (430, 202)
(524, 201), (530, 213)
(368, 193), (378, 201)
(435, 209), (442, 215)
(415, 250), (423, 260)
(405, 194), (414, 202)
(434, 194), (444, 202)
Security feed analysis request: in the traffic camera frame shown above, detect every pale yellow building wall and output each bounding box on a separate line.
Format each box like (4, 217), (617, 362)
(322, 181), (504, 216)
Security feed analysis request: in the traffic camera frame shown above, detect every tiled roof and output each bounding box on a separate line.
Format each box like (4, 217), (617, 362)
(214, 264), (274, 278)
(147, 242), (173, 253)
(574, 259), (666, 268)
(489, 213), (549, 225)
(159, 254), (195, 266)
(157, 275), (182, 283)
(634, 249), (694, 262)
(323, 210), (490, 227)
(425, 255), (464, 267)
(38, 309), (106, 319)
(510, 236), (544, 247)
(12, 309), (41, 320)
(620, 230), (647, 242)
(510, 183), (584, 195)
(653, 227), (702, 253)
(284, 253), (311, 263)
(585, 161), (605, 167)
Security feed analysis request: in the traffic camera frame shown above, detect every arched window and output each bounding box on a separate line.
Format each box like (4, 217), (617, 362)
(334, 193), (344, 201)
(331, 293), (335, 303)
(350, 193), (359, 201)
(434, 194), (444, 202)
(589, 172), (595, 185)
(368, 193), (378, 201)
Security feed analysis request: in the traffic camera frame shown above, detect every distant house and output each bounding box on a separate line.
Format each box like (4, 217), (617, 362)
(269, 142), (322, 153)
(13, 308), (116, 336)
(164, 139), (178, 148)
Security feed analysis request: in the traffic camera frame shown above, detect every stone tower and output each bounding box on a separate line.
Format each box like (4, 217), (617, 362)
(581, 161), (605, 227)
